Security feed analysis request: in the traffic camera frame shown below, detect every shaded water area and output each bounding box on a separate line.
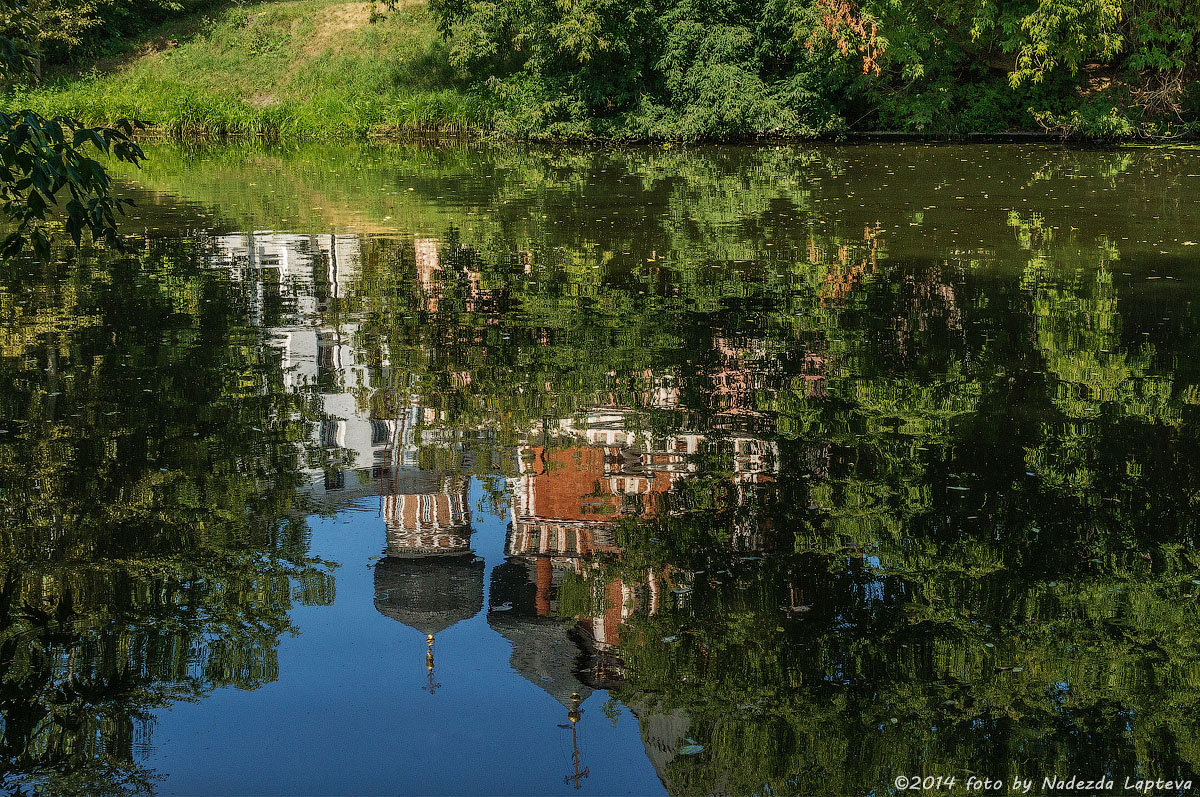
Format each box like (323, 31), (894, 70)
(3, 142), (1200, 794)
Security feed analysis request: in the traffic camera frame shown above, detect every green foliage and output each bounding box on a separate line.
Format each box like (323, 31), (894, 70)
(428, 0), (1200, 139)
(431, 0), (849, 139)
(0, 0), (146, 257)
(0, 111), (144, 257)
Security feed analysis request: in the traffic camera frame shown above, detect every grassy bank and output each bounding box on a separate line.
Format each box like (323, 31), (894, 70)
(6, 0), (493, 138)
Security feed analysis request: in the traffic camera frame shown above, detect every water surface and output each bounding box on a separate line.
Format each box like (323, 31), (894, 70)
(3, 143), (1200, 794)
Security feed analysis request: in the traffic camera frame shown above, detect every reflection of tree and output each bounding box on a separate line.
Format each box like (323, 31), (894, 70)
(588, 229), (1200, 794)
(0, 241), (334, 794)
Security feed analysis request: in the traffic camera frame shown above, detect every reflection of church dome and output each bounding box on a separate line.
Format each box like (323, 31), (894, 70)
(629, 703), (697, 794)
(490, 613), (594, 709)
(488, 558), (593, 709)
(373, 555), (484, 636)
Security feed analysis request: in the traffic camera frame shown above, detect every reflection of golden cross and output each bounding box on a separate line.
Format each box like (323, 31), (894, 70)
(424, 634), (440, 694)
(564, 692), (589, 789)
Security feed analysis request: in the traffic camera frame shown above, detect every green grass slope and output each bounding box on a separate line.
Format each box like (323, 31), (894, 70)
(7, 0), (492, 138)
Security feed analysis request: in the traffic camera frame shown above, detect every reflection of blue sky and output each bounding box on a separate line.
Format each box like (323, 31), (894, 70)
(858, 555), (886, 604)
(837, 555), (886, 610)
(147, 480), (664, 795)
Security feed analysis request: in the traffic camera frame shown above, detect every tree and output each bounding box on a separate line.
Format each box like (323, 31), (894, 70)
(429, 0), (1200, 139)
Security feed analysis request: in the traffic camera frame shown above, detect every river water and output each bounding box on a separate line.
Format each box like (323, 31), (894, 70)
(2, 142), (1200, 794)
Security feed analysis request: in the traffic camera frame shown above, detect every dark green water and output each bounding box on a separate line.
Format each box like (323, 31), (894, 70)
(3, 143), (1200, 795)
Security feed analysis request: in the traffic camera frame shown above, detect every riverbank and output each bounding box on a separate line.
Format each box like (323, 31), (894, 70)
(6, 0), (1197, 143)
(6, 0), (492, 139)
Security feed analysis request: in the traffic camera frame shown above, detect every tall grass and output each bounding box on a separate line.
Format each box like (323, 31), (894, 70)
(7, 0), (493, 139)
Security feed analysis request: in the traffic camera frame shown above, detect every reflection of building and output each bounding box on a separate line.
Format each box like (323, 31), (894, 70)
(489, 558), (594, 709)
(374, 555), (484, 638)
(206, 229), (786, 764)
(213, 232), (362, 321)
(207, 233), (470, 508)
(489, 544), (703, 790)
(212, 231), (379, 503)
(507, 443), (667, 560)
(227, 233), (489, 516)
(509, 406), (780, 559)
(573, 572), (651, 690)
(383, 473), (472, 556)
(629, 705), (696, 795)
(374, 553), (484, 693)
(373, 466), (482, 693)
(494, 395), (783, 714)
(488, 558), (598, 787)
(711, 333), (777, 417)
(414, 235), (485, 313)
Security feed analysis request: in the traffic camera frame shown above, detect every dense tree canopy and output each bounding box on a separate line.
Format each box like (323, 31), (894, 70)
(2, 0), (1196, 140)
(429, 0), (1200, 139)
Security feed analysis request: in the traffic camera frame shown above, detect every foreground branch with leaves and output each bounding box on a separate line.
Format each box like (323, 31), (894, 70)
(0, 0), (146, 259)
(0, 112), (144, 257)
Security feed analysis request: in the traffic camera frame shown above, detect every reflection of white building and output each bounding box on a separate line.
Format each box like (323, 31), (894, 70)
(207, 232), (458, 506)
(210, 232), (379, 499)
(212, 232), (363, 322)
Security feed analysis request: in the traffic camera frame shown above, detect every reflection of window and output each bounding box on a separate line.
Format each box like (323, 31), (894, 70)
(370, 420), (390, 446)
(674, 439), (688, 453)
(421, 497), (432, 524)
(324, 469), (345, 491)
(316, 332), (337, 371)
(320, 420), (340, 448)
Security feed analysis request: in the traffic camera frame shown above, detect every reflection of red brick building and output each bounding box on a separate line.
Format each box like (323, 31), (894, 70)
(508, 406), (781, 558)
(503, 542), (657, 692)
(507, 445), (672, 559)
(798, 351), (828, 398)
(502, 439), (673, 682)
(575, 576), (636, 653)
(500, 404), (780, 689)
